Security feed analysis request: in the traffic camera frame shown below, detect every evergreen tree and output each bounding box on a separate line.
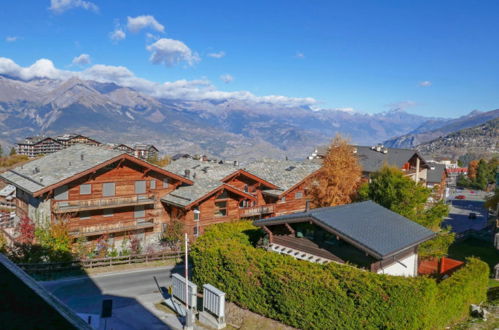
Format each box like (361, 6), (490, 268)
(0, 144), (3, 157)
(308, 135), (362, 208)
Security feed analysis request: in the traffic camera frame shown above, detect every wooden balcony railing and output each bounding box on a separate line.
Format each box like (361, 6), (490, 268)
(53, 195), (156, 213)
(69, 218), (155, 237)
(239, 204), (275, 218)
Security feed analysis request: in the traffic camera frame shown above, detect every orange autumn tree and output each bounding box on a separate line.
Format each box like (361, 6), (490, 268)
(308, 135), (362, 208)
(468, 160), (479, 180)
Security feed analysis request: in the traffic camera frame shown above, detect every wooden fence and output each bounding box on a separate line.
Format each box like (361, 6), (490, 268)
(17, 250), (183, 274)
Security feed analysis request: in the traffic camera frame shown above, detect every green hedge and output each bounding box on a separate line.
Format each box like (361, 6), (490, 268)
(191, 221), (489, 330)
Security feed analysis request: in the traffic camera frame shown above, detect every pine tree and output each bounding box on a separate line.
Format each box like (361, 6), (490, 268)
(308, 134), (362, 208)
(0, 144), (3, 157)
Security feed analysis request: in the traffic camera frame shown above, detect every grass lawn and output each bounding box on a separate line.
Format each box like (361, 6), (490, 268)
(448, 238), (499, 276)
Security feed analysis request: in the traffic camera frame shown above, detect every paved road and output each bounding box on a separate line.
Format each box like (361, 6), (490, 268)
(442, 188), (492, 233)
(41, 266), (186, 330)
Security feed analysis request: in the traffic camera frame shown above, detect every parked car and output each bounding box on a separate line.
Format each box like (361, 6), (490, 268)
(455, 195), (466, 199)
(468, 212), (477, 219)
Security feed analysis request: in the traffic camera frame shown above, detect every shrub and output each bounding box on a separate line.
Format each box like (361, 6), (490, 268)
(191, 221), (489, 330)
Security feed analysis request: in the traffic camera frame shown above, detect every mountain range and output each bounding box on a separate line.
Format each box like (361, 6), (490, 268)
(0, 74), (497, 161)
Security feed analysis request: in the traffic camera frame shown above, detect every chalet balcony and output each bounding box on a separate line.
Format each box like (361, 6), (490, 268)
(53, 195), (156, 214)
(239, 204), (275, 218)
(69, 218), (155, 237)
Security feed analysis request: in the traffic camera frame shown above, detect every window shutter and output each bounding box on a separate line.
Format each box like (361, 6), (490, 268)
(80, 184), (91, 195)
(134, 206), (145, 218)
(54, 185), (68, 200)
(103, 183), (115, 197)
(135, 181), (146, 194)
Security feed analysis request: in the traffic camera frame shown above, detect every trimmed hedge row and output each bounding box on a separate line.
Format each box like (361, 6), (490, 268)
(191, 221), (489, 330)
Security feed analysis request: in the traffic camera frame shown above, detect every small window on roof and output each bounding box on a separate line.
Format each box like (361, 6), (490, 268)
(80, 184), (91, 195)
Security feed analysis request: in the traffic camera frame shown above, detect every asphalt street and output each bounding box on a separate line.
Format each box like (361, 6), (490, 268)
(442, 188), (491, 233)
(41, 266), (187, 330)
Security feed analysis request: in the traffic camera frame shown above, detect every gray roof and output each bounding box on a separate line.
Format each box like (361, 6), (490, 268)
(254, 201), (435, 259)
(161, 158), (241, 207)
(316, 145), (427, 173)
(0, 145), (124, 194)
(0, 184), (15, 197)
(426, 162), (446, 183)
(243, 159), (321, 192)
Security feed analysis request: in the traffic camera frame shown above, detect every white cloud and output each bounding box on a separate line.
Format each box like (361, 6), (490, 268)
(109, 28), (126, 42)
(127, 15), (165, 33)
(295, 52), (305, 59)
(0, 57), (317, 108)
(419, 80), (432, 87)
(220, 74), (234, 84)
(71, 53), (91, 66)
(5, 36), (19, 42)
(207, 51), (225, 59)
(146, 38), (200, 67)
(49, 0), (98, 14)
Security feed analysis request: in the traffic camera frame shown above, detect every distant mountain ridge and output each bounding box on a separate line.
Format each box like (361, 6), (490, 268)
(0, 74), (487, 160)
(416, 117), (499, 159)
(383, 109), (499, 148)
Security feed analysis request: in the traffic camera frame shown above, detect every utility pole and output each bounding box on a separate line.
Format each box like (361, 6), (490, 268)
(184, 232), (193, 329)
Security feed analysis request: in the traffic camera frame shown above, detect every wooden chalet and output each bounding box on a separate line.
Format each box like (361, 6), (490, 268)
(1, 145), (192, 246)
(133, 144), (159, 160)
(55, 134), (101, 148)
(254, 201), (436, 277)
(17, 137), (63, 158)
(161, 158), (321, 237)
(310, 145), (430, 183)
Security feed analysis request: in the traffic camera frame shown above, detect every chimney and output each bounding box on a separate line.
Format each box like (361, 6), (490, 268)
(233, 160), (238, 166)
(80, 154), (84, 161)
(184, 169), (191, 179)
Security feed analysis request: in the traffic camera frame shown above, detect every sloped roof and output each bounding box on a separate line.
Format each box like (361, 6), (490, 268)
(161, 158), (242, 207)
(254, 201), (435, 259)
(1, 145), (124, 194)
(426, 162), (446, 183)
(243, 159), (321, 192)
(0, 184), (16, 197)
(316, 145), (427, 173)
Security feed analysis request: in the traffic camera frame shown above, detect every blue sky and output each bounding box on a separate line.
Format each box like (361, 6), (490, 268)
(1, 0), (499, 117)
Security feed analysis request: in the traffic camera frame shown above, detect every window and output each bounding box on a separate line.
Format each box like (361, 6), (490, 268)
(150, 180), (156, 189)
(80, 211), (91, 220)
(103, 209), (113, 217)
(80, 184), (91, 195)
(193, 207), (200, 221)
(214, 201), (227, 217)
(135, 180), (146, 194)
(54, 185), (68, 200)
(102, 182), (115, 197)
(280, 196), (286, 203)
(295, 191), (303, 199)
(244, 185), (249, 192)
(193, 224), (199, 237)
(134, 205), (145, 218)
(163, 178), (169, 188)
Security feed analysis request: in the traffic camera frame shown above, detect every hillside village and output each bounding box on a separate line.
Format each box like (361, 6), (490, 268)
(0, 133), (497, 329)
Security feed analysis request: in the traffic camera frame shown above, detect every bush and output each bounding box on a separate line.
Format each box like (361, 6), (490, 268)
(191, 221), (489, 330)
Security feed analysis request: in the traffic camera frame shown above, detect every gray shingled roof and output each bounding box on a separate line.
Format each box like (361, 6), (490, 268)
(243, 159), (321, 192)
(426, 162), (446, 184)
(254, 201), (435, 259)
(161, 158), (240, 207)
(316, 145), (427, 173)
(0, 145), (124, 194)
